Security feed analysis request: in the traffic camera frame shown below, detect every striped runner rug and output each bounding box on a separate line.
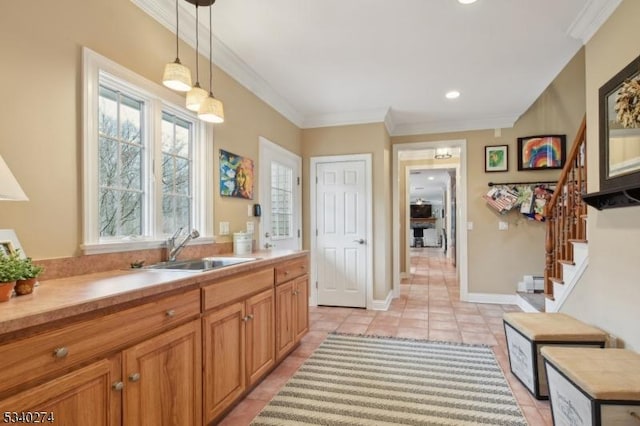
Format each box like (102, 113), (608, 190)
(251, 333), (527, 426)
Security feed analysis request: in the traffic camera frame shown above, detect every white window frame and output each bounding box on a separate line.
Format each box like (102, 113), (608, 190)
(82, 47), (213, 254)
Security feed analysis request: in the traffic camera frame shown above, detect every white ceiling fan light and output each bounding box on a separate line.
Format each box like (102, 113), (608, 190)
(458, 0), (478, 4)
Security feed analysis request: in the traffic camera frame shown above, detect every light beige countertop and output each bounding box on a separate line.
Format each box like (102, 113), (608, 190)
(0, 250), (307, 337)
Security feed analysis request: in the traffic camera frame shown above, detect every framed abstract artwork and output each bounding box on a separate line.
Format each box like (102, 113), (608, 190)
(485, 145), (508, 172)
(219, 149), (254, 199)
(517, 135), (566, 171)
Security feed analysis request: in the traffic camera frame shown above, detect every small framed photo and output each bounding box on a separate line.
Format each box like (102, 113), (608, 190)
(517, 135), (566, 171)
(0, 229), (25, 258)
(485, 145), (508, 172)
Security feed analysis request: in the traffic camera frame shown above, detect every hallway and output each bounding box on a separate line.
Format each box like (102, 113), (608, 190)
(220, 248), (552, 425)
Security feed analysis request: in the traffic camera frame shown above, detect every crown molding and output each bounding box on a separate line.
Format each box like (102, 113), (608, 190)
(131, 0), (304, 127)
(567, 0), (622, 43)
(390, 115), (518, 137)
(301, 108), (390, 129)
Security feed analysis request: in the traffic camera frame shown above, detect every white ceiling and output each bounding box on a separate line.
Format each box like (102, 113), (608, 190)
(410, 169), (451, 202)
(133, 0), (621, 135)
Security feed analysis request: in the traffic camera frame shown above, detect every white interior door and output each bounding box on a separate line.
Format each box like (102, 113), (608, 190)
(259, 137), (301, 251)
(315, 159), (368, 308)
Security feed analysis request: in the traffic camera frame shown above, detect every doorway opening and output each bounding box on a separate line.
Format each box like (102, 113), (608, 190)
(392, 140), (468, 302)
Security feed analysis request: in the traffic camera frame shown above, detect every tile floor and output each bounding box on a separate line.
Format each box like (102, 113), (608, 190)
(220, 247), (552, 425)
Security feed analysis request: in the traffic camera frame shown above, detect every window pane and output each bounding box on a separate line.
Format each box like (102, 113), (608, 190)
(162, 153), (174, 194)
(98, 87), (118, 138)
(99, 137), (117, 187)
(270, 161), (293, 239)
(98, 84), (145, 239)
(121, 143), (142, 190)
(175, 157), (190, 195)
(161, 111), (193, 234)
(120, 95), (142, 144)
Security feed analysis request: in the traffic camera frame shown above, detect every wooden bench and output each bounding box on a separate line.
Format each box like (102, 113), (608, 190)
(542, 347), (640, 425)
(503, 312), (607, 399)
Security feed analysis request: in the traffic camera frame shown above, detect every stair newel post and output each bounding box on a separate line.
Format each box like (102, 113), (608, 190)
(545, 209), (555, 296)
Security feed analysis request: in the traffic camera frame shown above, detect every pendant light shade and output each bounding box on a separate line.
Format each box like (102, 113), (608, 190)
(198, 0), (224, 123)
(198, 95), (224, 123)
(163, 61), (192, 92)
(163, 0), (192, 92)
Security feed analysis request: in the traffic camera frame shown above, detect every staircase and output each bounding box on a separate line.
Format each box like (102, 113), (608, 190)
(544, 117), (588, 312)
(516, 117), (589, 312)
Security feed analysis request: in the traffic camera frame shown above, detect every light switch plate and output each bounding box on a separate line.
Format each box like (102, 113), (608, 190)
(467, 222), (473, 231)
(219, 221), (229, 235)
(247, 205), (253, 217)
(499, 221), (509, 231)
(246, 221), (254, 233)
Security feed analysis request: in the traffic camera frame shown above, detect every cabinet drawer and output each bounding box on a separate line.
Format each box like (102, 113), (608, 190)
(0, 289), (200, 396)
(275, 257), (308, 285)
(202, 269), (274, 312)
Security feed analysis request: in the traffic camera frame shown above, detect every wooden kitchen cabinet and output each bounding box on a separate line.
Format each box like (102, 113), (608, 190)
(202, 287), (275, 424)
(275, 262), (309, 362)
(123, 319), (201, 426)
(0, 357), (121, 426)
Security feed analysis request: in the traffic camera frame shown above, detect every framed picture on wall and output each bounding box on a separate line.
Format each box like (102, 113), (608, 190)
(485, 145), (508, 172)
(517, 135), (566, 170)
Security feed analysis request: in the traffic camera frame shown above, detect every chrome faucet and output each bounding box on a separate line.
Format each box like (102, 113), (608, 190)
(167, 228), (200, 261)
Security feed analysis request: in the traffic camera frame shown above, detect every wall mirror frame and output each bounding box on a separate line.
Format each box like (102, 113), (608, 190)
(598, 53), (640, 192)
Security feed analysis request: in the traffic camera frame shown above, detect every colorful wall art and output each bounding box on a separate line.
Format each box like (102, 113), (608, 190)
(517, 135), (566, 171)
(219, 149), (254, 199)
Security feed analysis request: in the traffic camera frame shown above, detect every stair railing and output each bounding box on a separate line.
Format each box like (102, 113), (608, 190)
(544, 116), (587, 300)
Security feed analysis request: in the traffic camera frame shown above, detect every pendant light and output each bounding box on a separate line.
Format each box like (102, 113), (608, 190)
(163, 0), (192, 92)
(186, 4), (208, 111)
(198, 0), (224, 123)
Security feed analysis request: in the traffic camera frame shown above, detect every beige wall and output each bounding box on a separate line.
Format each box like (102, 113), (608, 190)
(560, 0), (640, 351)
(301, 123), (392, 301)
(392, 48), (586, 296)
(0, 0), (301, 259)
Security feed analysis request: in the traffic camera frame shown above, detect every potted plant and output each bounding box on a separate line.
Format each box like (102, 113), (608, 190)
(0, 251), (23, 302)
(15, 257), (44, 296)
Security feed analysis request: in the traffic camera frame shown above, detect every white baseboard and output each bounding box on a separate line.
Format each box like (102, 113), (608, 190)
(370, 290), (393, 311)
(465, 293), (518, 305)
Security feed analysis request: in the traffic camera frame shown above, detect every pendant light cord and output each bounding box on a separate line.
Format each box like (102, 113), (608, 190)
(208, 4), (213, 95)
(175, 0), (180, 61)
(194, 4), (199, 83)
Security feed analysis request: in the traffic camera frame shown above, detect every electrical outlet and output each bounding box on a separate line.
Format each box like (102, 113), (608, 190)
(247, 205), (253, 217)
(499, 221), (509, 231)
(219, 221), (229, 235)
(246, 221), (254, 233)
(608, 334), (618, 348)
(467, 222), (473, 231)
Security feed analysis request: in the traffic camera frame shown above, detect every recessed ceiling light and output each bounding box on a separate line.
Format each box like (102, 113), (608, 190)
(445, 90), (460, 99)
(428, 176), (435, 181)
(458, 0), (477, 4)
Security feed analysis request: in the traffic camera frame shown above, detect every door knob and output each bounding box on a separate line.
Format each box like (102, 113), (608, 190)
(264, 232), (270, 238)
(353, 239), (366, 244)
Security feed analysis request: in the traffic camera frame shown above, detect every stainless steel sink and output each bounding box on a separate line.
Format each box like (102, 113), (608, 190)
(144, 256), (257, 272)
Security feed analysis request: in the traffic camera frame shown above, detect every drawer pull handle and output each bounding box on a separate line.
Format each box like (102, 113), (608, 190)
(165, 309), (176, 318)
(292, 290), (299, 296)
(112, 381), (124, 391)
(53, 347), (69, 358)
(283, 270), (290, 276)
(242, 316), (250, 322)
(128, 373), (141, 382)
(247, 314), (254, 320)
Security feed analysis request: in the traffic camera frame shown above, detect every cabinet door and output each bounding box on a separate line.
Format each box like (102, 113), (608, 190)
(0, 357), (121, 426)
(275, 281), (295, 361)
(123, 320), (201, 426)
(245, 289), (275, 386)
(294, 276), (309, 342)
(203, 302), (246, 423)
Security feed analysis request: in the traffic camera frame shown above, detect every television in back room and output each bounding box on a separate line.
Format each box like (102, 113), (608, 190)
(410, 204), (432, 218)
